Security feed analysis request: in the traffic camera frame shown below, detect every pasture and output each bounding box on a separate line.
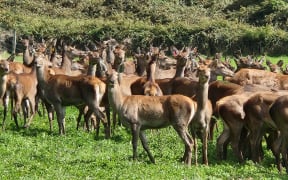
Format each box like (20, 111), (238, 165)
(0, 105), (285, 179)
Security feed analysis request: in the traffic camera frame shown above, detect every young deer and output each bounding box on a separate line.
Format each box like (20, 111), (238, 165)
(107, 70), (197, 165)
(190, 65), (212, 165)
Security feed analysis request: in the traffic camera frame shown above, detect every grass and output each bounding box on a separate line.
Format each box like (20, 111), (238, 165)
(0, 105), (287, 179)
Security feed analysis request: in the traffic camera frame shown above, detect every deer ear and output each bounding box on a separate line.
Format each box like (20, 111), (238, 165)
(277, 60), (284, 67)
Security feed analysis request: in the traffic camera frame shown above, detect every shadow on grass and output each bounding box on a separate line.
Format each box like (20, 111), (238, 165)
(8, 125), (58, 137)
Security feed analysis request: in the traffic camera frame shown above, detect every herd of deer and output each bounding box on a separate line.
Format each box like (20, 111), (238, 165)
(1, 37), (288, 173)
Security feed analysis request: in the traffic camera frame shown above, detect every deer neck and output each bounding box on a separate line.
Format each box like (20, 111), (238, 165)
(23, 46), (34, 66)
(209, 72), (218, 82)
(61, 53), (72, 74)
(147, 61), (156, 83)
(87, 63), (96, 76)
(108, 76), (125, 112)
(173, 63), (185, 78)
(196, 81), (209, 110)
(36, 65), (51, 87)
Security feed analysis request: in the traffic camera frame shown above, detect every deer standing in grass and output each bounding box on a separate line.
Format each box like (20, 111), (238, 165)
(107, 69), (197, 165)
(34, 53), (109, 137)
(190, 65), (212, 165)
(269, 95), (288, 173)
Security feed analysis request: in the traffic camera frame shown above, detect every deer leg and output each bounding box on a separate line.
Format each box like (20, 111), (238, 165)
(230, 124), (244, 163)
(216, 122), (230, 160)
(272, 134), (283, 172)
(202, 128), (209, 165)
(54, 104), (65, 135)
(2, 93), (9, 130)
(76, 106), (84, 131)
(93, 106), (110, 139)
(249, 127), (263, 163)
(139, 130), (155, 164)
(44, 101), (54, 132)
(84, 108), (93, 132)
(209, 117), (217, 140)
(193, 133), (198, 166)
(24, 97), (36, 128)
(280, 137), (288, 173)
(12, 98), (20, 129)
(131, 123), (140, 161)
(22, 99), (29, 127)
(175, 127), (193, 166)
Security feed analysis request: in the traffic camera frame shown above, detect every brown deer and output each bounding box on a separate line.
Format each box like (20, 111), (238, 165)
(243, 91), (288, 163)
(34, 53), (109, 137)
(21, 38), (35, 67)
(215, 84), (275, 162)
(266, 59), (284, 73)
(226, 68), (288, 90)
(8, 66), (38, 129)
(216, 91), (255, 162)
(130, 46), (191, 95)
(107, 70), (197, 165)
(269, 95), (288, 173)
(143, 53), (163, 96)
(190, 65), (212, 165)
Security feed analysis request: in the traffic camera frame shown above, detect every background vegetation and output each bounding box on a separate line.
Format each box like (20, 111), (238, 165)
(0, 0), (288, 56)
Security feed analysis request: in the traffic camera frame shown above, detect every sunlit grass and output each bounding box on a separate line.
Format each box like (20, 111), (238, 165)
(0, 104), (286, 179)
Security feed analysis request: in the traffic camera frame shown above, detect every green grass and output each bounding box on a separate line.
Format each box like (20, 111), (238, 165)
(0, 105), (287, 179)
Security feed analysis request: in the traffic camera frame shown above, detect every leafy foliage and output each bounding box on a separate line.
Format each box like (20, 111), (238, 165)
(0, 0), (288, 55)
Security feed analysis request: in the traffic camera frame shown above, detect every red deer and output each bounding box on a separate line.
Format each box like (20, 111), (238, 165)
(10, 65), (38, 129)
(216, 92), (255, 162)
(243, 91), (288, 163)
(216, 84), (275, 162)
(34, 53), (109, 137)
(107, 70), (197, 165)
(266, 59), (284, 73)
(190, 65), (212, 165)
(269, 95), (288, 173)
(226, 68), (288, 90)
(21, 38), (35, 67)
(143, 53), (163, 96)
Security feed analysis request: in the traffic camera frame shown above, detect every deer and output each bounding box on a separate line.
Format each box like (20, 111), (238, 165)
(34, 52), (110, 138)
(215, 83), (276, 162)
(233, 51), (266, 72)
(269, 95), (288, 173)
(243, 91), (288, 163)
(226, 68), (288, 90)
(216, 91), (256, 162)
(266, 59), (284, 73)
(143, 52), (163, 96)
(130, 46), (192, 96)
(190, 65), (212, 165)
(107, 69), (197, 166)
(9, 65), (38, 129)
(21, 38), (35, 67)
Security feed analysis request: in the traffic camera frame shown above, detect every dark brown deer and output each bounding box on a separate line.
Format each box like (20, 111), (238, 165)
(269, 95), (288, 173)
(243, 91), (288, 163)
(107, 70), (197, 165)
